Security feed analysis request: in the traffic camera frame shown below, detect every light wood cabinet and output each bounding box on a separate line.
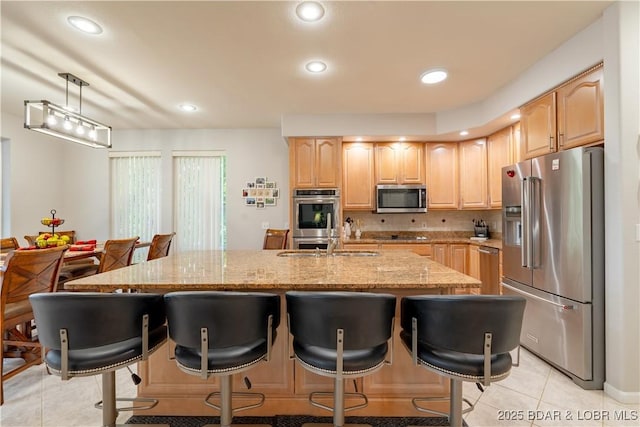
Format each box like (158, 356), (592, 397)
(374, 142), (424, 184)
(290, 137), (340, 188)
(342, 143), (375, 210)
(459, 138), (488, 209)
(487, 127), (513, 209)
(521, 64), (603, 160)
(468, 245), (480, 280)
(521, 92), (556, 159)
(449, 244), (468, 274)
(557, 66), (604, 150)
(432, 244), (448, 265)
(425, 143), (459, 209)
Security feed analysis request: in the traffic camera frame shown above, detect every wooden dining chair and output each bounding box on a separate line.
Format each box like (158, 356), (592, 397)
(72, 237), (140, 280)
(147, 232), (176, 261)
(263, 229), (289, 250)
(0, 237), (20, 253)
(0, 244), (68, 405)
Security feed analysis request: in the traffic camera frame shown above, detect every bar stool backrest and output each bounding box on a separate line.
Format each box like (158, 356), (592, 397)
(30, 292), (166, 351)
(401, 295), (525, 355)
(165, 291), (280, 349)
(147, 233), (175, 261)
(286, 291), (396, 350)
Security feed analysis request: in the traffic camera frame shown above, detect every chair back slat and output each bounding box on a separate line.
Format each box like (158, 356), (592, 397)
(0, 237), (20, 252)
(147, 233), (175, 261)
(97, 237), (139, 273)
(263, 229), (289, 250)
(1, 246), (68, 306)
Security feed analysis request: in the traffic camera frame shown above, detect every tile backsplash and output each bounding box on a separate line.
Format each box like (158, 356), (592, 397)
(344, 210), (502, 235)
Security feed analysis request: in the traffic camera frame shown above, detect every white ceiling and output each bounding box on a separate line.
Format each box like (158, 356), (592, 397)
(1, 1), (611, 137)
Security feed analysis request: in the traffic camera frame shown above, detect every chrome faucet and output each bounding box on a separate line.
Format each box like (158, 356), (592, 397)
(326, 213), (338, 255)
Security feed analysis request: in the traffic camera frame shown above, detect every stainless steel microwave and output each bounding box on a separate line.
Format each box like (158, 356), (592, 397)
(376, 184), (427, 213)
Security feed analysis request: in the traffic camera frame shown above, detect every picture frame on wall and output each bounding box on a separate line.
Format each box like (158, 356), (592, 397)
(245, 198), (256, 205)
(265, 197), (276, 206)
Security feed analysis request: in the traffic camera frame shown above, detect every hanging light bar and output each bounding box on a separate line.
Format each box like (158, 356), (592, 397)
(24, 73), (111, 148)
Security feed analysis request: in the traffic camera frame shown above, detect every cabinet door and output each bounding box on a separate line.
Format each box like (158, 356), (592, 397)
(512, 122), (522, 163)
(425, 143), (459, 209)
(449, 244), (468, 274)
(459, 139), (488, 209)
(400, 143), (424, 183)
(521, 92), (557, 159)
(468, 245), (480, 280)
(342, 143), (374, 210)
(292, 138), (316, 188)
(374, 143), (399, 184)
(315, 138), (340, 187)
(432, 244), (448, 265)
(487, 128), (512, 209)
(557, 66), (604, 150)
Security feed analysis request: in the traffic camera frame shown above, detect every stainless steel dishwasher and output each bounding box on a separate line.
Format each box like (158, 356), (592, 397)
(479, 246), (500, 294)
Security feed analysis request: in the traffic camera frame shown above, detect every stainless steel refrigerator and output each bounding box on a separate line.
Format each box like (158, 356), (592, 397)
(501, 146), (604, 389)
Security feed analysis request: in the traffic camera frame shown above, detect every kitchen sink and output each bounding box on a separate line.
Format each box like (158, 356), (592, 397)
(277, 250), (380, 257)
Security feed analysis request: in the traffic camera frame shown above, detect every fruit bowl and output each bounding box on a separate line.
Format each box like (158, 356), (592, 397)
(41, 218), (65, 227)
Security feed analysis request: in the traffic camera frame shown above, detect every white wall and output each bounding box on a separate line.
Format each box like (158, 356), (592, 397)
(602, 0), (640, 403)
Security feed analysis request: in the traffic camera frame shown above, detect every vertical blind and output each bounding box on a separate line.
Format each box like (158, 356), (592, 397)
(173, 152), (226, 251)
(110, 152), (161, 261)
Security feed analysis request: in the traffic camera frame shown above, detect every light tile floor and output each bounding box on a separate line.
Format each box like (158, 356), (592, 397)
(1, 348), (638, 426)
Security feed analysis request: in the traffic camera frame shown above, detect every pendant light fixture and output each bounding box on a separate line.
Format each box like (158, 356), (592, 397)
(24, 73), (112, 148)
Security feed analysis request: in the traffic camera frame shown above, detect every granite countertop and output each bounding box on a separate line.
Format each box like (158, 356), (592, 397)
(342, 231), (503, 250)
(63, 249), (480, 292)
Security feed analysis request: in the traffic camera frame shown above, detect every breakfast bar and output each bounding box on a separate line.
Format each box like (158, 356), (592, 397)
(64, 249), (480, 416)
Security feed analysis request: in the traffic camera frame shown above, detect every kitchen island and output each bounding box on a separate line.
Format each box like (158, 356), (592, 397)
(65, 249), (480, 416)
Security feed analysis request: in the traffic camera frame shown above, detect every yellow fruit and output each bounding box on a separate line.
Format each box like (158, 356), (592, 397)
(60, 235), (71, 242)
(36, 235), (46, 241)
(57, 240), (66, 246)
(36, 240), (47, 248)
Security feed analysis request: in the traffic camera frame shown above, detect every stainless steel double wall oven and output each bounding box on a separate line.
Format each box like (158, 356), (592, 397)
(291, 188), (340, 249)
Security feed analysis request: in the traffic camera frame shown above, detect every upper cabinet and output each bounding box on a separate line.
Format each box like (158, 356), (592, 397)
(425, 143), (459, 210)
(521, 64), (603, 160)
(342, 142), (375, 210)
(487, 126), (517, 209)
(459, 138), (488, 209)
(374, 142), (424, 184)
(556, 66), (604, 150)
(521, 92), (557, 159)
(290, 138), (341, 188)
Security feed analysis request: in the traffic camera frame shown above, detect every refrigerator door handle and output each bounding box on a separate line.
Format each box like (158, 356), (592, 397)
(530, 176), (541, 269)
(521, 177), (530, 267)
(501, 283), (575, 310)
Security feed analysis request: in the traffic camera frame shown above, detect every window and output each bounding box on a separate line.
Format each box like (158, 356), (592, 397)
(109, 152), (162, 261)
(173, 151), (226, 251)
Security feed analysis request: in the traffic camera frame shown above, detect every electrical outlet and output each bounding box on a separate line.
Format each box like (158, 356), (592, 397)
(261, 222), (270, 230)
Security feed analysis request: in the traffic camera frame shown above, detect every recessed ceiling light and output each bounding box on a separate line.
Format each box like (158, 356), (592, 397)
(420, 69), (448, 85)
(305, 61), (327, 73)
(460, 130), (469, 136)
(296, 1), (325, 22)
(67, 16), (103, 35)
(399, 137), (406, 141)
(178, 104), (198, 112)
(511, 113), (521, 120)
(355, 137), (363, 142)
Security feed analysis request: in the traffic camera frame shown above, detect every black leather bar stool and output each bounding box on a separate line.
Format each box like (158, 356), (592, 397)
(29, 292), (167, 427)
(286, 291), (396, 427)
(164, 291), (280, 427)
(400, 295), (526, 427)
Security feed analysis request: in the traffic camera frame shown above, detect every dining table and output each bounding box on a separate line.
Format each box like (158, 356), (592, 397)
(0, 241), (151, 271)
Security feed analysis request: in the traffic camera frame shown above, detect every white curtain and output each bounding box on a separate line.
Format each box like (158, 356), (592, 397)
(110, 152), (161, 261)
(173, 152), (225, 251)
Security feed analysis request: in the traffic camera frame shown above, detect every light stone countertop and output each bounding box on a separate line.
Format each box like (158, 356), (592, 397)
(63, 249), (481, 292)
